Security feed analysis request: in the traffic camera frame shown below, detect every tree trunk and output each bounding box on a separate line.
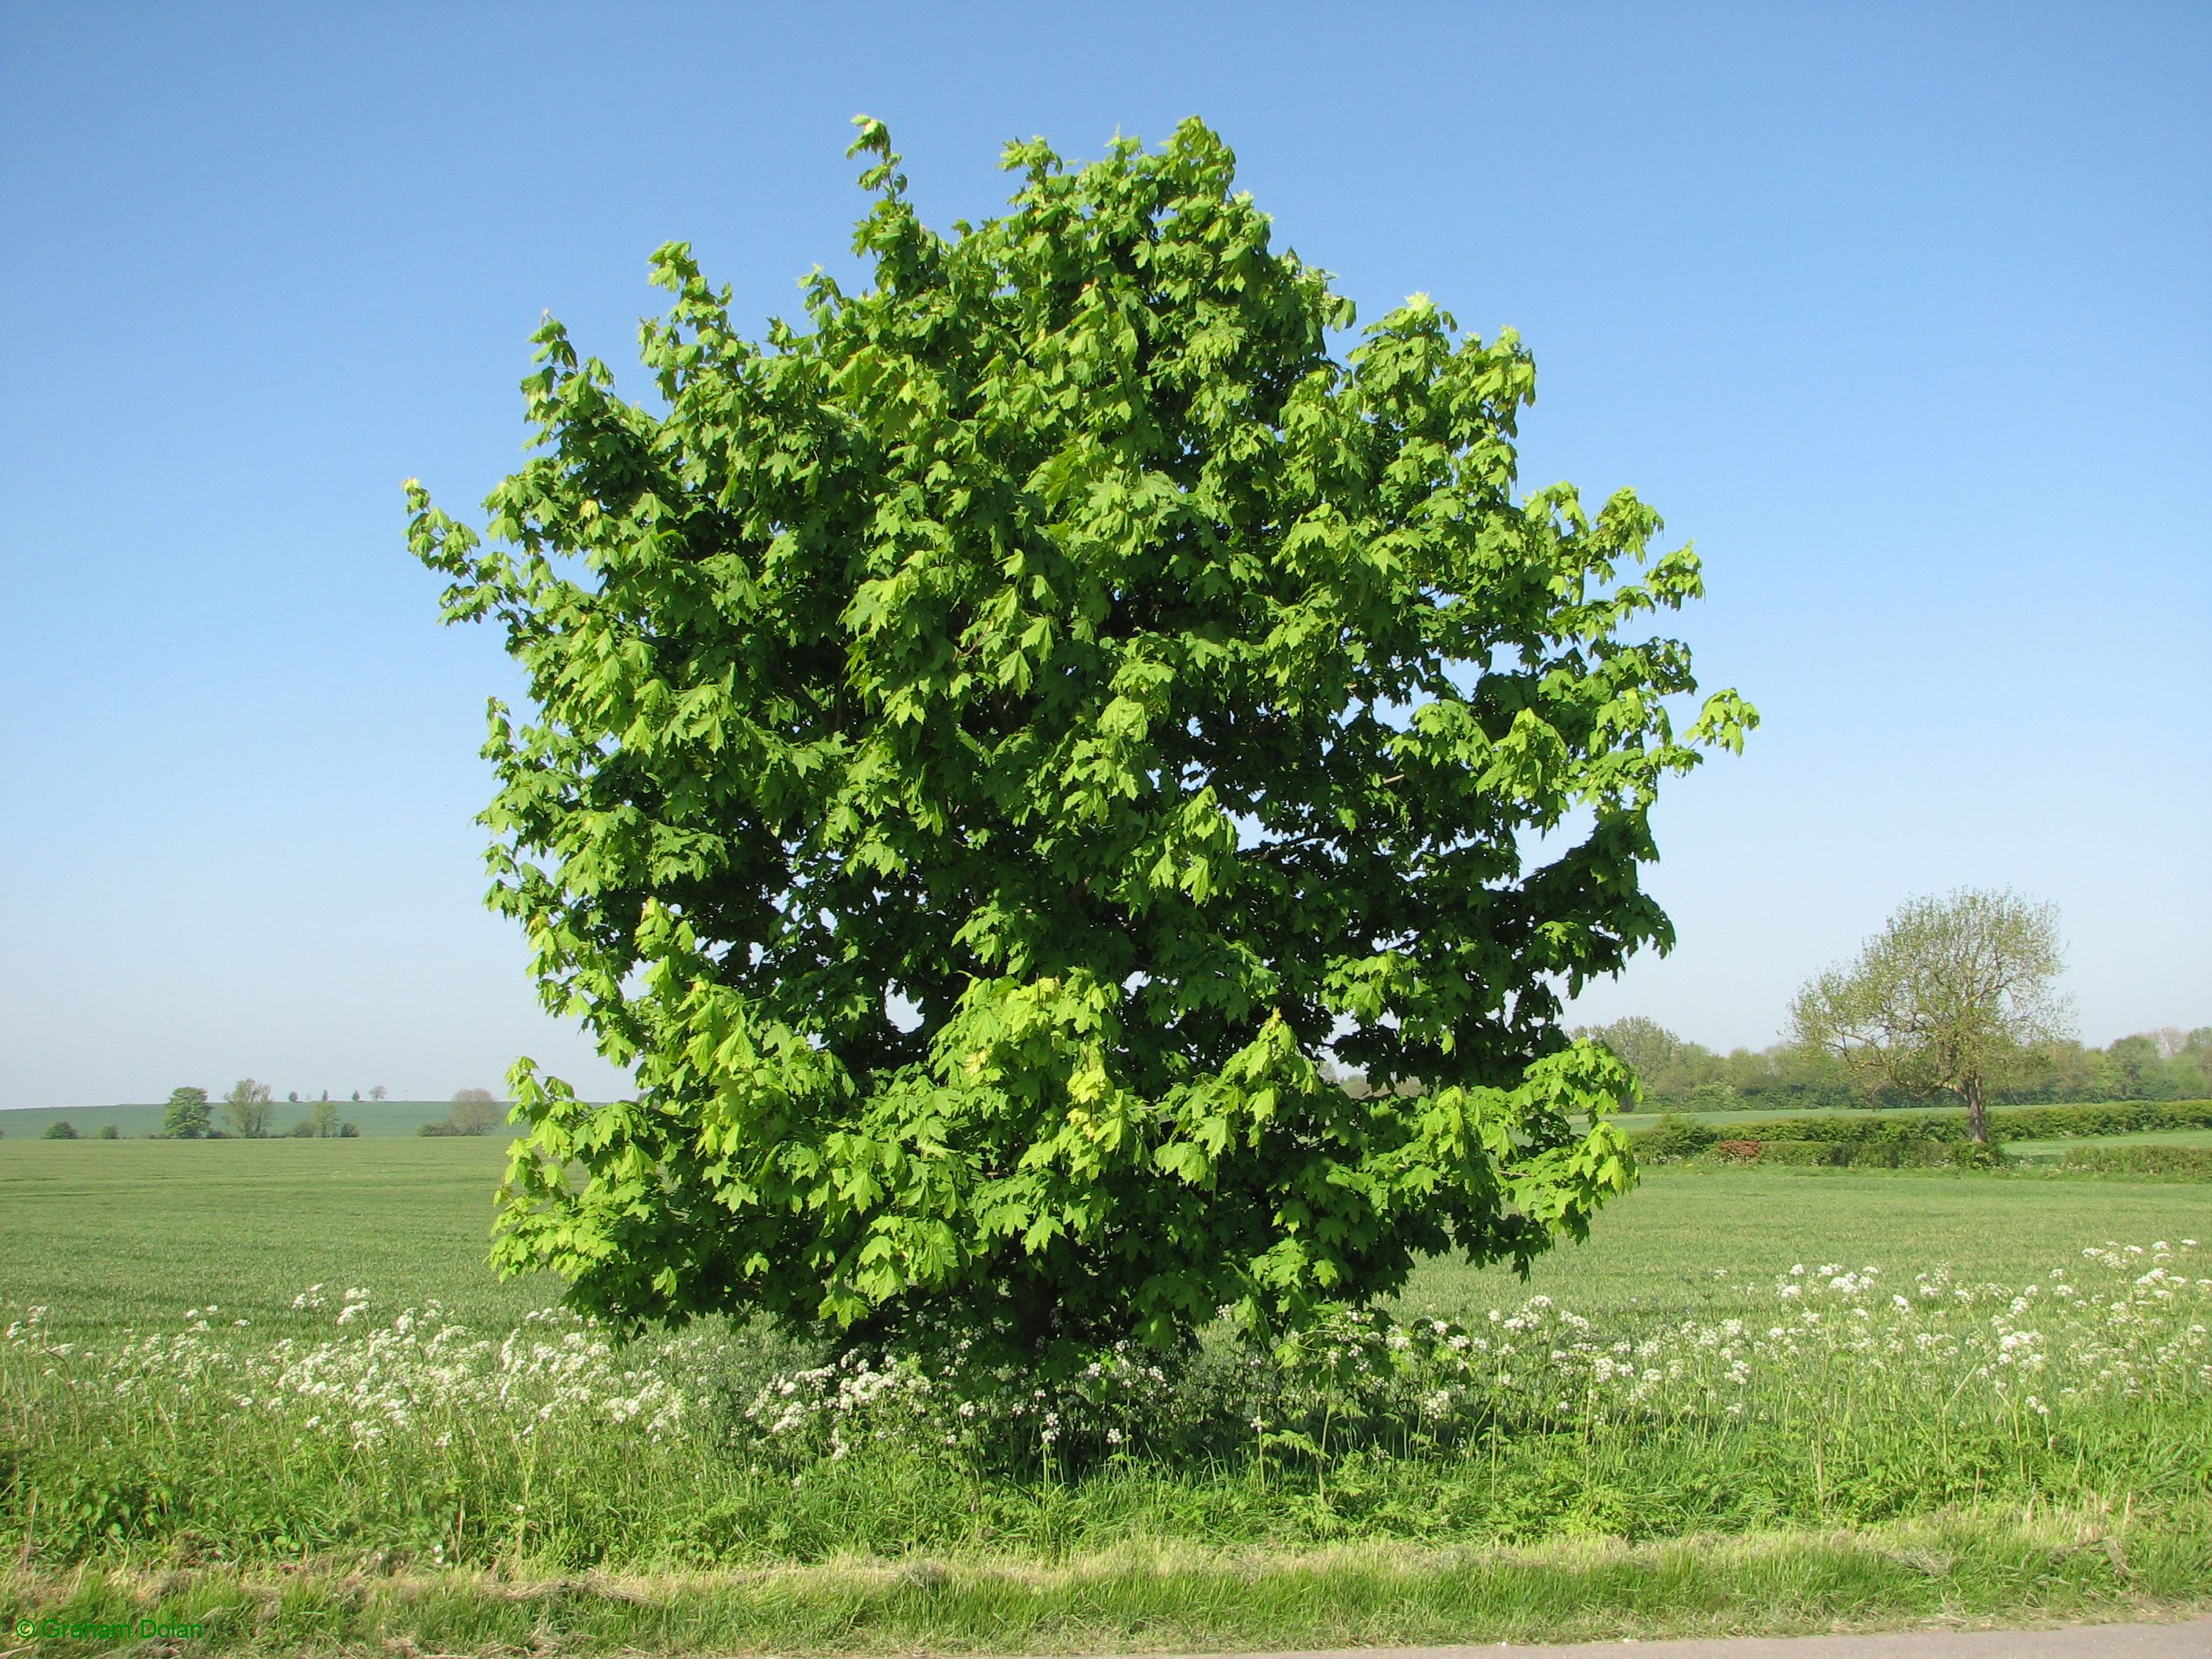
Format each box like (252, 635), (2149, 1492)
(1962, 1073), (1989, 1144)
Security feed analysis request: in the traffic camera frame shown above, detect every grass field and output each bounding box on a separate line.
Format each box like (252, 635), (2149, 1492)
(5, 1138), (2207, 1338)
(2005, 1128), (2212, 1156)
(2, 1137), (2207, 1654)
(0, 1139), (537, 1337)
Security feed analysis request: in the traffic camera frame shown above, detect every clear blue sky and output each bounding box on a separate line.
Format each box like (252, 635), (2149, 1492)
(2, 2), (2206, 1112)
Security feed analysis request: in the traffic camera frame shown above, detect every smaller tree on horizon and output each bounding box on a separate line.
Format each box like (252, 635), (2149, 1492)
(2188, 1028), (2212, 1090)
(298, 1101), (342, 1137)
(1790, 888), (2068, 1143)
(370, 1085), (388, 1101)
(162, 1086), (214, 1140)
(447, 1088), (501, 1136)
(43, 1120), (78, 1140)
(223, 1078), (275, 1138)
(1577, 1016), (1690, 1095)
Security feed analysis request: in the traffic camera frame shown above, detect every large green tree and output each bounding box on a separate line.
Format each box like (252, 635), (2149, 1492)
(161, 1086), (213, 1140)
(408, 119), (1753, 1362)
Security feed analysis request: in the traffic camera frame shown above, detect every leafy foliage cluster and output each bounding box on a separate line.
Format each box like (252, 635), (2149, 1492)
(160, 1087), (212, 1141)
(408, 118), (1752, 1361)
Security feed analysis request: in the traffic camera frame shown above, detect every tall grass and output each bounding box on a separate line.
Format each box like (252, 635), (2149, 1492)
(5, 1241), (2204, 1575)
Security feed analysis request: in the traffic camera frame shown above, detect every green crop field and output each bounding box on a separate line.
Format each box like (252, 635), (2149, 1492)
(0, 1139), (537, 1338)
(2, 1137), (2207, 1654)
(2005, 1128), (2212, 1157)
(1397, 1163), (2212, 1324)
(5, 1139), (2205, 1339)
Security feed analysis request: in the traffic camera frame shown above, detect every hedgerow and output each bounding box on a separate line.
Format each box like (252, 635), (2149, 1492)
(1629, 1101), (2212, 1163)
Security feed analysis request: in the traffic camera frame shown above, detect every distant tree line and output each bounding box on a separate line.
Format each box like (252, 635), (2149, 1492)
(1579, 890), (2206, 1141)
(17, 1082), (507, 1142)
(1578, 1016), (2211, 1115)
(153, 1082), (367, 1139)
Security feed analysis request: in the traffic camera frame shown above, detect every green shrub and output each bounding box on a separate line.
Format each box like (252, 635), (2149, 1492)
(1860, 1137), (1954, 1169)
(2061, 1144), (2212, 1180)
(2000, 1100), (2212, 1141)
(1635, 1112), (1719, 1163)
(1751, 1139), (1844, 1166)
(1628, 1100), (2212, 1159)
(94, 1125), (119, 1140)
(1757, 1137), (1965, 1170)
(42, 1121), (78, 1140)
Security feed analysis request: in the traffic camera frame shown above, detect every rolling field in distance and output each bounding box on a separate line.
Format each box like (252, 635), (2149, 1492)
(0, 1100), (527, 1141)
(2, 1137), (2205, 1341)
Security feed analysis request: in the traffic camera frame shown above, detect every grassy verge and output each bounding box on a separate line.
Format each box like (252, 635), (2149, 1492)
(5, 1145), (2207, 1652)
(8, 1244), (2207, 1572)
(4, 1503), (2207, 1655)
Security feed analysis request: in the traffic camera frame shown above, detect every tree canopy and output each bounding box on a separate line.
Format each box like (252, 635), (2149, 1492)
(1790, 888), (2068, 1141)
(162, 1086), (213, 1140)
(408, 117), (1754, 1363)
(224, 1078), (274, 1139)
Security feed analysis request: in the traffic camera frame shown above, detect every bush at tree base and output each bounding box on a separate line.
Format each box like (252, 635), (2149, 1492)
(406, 117), (1752, 1370)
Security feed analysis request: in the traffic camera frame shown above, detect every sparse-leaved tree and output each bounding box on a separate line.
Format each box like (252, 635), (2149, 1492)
(408, 118), (1754, 1363)
(448, 1089), (502, 1136)
(1577, 1016), (1687, 1091)
(223, 1078), (274, 1138)
(1791, 888), (2069, 1142)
